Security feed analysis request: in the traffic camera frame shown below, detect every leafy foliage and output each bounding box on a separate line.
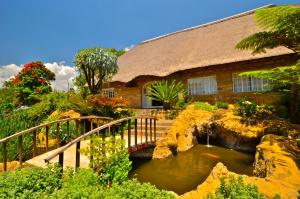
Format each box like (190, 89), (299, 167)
(235, 98), (274, 123)
(206, 176), (267, 199)
(193, 101), (216, 112)
(236, 6), (300, 54)
(88, 95), (134, 118)
(74, 48), (119, 94)
(81, 137), (132, 185)
(236, 6), (300, 122)
(215, 101), (229, 109)
(0, 164), (62, 198)
(147, 80), (185, 110)
(12, 61), (55, 105)
(0, 165), (175, 199)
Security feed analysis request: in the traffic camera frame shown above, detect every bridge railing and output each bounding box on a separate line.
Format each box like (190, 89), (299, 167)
(0, 116), (112, 171)
(44, 117), (157, 169)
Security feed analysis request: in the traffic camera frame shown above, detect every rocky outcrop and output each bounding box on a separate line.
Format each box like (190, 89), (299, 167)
(152, 105), (212, 159)
(181, 135), (300, 199)
(197, 109), (300, 153)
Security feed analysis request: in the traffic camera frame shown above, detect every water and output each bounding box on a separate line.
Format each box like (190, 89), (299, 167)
(129, 145), (254, 195)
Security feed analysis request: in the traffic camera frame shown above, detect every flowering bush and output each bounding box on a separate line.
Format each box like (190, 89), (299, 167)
(12, 61), (55, 105)
(88, 95), (133, 118)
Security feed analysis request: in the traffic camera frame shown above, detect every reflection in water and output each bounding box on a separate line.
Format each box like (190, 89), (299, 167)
(129, 145), (254, 195)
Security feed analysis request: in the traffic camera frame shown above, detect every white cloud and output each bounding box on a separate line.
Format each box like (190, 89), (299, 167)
(0, 62), (77, 91)
(0, 64), (22, 86)
(44, 62), (77, 91)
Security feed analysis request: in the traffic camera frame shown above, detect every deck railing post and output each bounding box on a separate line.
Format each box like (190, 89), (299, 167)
(3, 142), (7, 171)
(46, 126), (49, 152)
(56, 123), (60, 147)
(18, 135), (23, 166)
(134, 119), (138, 146)
(150, 119), (152, 142)
(33, 130), (37, 157)
(66, 121), (70, 142)
(75, 141), (80, 168)
(145, 118), (148, 145)
(154, 119), (157, 142)
(58, 152), (64, 168)
(127, 119), (131, 148)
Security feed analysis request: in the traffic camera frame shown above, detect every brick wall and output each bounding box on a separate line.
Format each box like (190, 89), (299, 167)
(106, 54), (298, 108)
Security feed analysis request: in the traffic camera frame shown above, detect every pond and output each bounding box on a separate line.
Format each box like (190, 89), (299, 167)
(129, 144), (254, 195)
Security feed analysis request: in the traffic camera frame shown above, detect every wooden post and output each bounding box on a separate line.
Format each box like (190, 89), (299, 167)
(56, 123), (60, 147)
(145, 118), (148, 145)
(45, 126), (49, 152)
(18, 135), (23, 166)
(154, 119), (157, 142)
(66, 121), (70, 142)
(127, 119), (131, 148)
(75, 120), (79, 137)
(134, 119), (138, 146)
(58, 152), (64, 168)
(150, 119), (152, 142)
(3, 142), (7, 171)
(33, 130), (37, 157)
(75, 141), (81, 168)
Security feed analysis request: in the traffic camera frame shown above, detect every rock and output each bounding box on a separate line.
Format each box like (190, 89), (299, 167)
(181, 135), (300, 199)
(152, 146), (173, 159)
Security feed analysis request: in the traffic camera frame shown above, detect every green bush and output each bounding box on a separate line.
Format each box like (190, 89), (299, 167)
(81, 136), (132, 184)
(206, 176), (267, 199)
(235, 98), (274, 122)
(0, 165), (175, 199)
(215, 101), (229, 109)
(0, 164), (62, 198)
(296, 138), (300, 147)
(193, 101), (216, 112)
(105, 179), (176, 199)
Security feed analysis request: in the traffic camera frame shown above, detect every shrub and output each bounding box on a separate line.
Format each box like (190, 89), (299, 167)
(296, 138), (300, 147)
(81, 136), (132, 184)
(235, 98), (274, 122)
(206, 176), (267, 199)
(88, 95), (133, 118)
(215, 101), (229, 109)
(0, 164), (62, 198)
(12, 61), (55, 105)
(193, 102), (216, 112)
(105, 179), (176, 199)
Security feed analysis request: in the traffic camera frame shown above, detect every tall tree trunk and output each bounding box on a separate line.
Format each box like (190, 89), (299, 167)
(290, 87), (299, 123)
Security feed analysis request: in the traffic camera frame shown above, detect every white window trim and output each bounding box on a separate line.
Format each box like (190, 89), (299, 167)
(188, 76), (218, 96)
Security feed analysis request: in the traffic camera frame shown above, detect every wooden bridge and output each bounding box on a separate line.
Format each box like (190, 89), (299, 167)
(0, 116), (157, 171)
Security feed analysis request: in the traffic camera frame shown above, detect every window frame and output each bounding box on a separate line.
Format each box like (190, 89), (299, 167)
(102, 88), (116, 98)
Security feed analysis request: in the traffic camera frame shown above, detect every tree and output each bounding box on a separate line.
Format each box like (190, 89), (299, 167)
(236, 6), (300, 121)
(12, 61), (55, 105)
(147, 80), (185, 110)
(74, 48), (121, 95)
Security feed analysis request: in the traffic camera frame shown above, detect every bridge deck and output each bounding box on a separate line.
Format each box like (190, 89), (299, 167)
(26, 134), (151, 169)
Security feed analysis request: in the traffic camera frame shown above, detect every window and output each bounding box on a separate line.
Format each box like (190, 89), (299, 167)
(188, 76), (217, 96)
(102, 88), (116, 98)
(232, 73), (271, 93)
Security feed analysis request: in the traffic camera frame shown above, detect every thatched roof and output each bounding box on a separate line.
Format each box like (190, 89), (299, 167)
(112, 4), (294, 83)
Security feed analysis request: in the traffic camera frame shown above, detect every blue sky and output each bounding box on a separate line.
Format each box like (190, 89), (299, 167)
(0, 0), (299, 66)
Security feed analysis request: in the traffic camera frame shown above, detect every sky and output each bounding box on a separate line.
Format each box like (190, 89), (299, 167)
(0, 0), (299, 90)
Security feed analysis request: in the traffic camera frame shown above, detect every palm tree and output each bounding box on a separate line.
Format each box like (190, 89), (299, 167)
(147, 80), (185, 110)
(236, 6), (300, 122)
